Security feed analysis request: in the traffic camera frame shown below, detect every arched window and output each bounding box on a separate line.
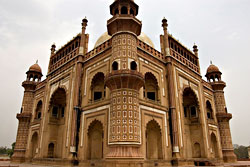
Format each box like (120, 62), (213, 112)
(112, 61), (118, 71)
(91, 73), (105, 101)
(130, 8), (134, 15)
(146, 120), (162, 160)
(34, 75), (38, 82)
(87, 120), (103, 160)
(29, 74), (33, 81)
(121, 6), (128, 14)
(35, 101), (42, 119)
(210, 75), (215, 82)
(48, 143), (54, 158)
(144, 73), (158, 101)
(206, 101), (213, 119)
(215, 74), (219, 81)
(114, 8), (119, 15)
(130, 61), (137, 70)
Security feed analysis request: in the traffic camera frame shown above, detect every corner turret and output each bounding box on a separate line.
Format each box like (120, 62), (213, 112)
(205, 63), (237, 163)
(12, 62), (42, 162)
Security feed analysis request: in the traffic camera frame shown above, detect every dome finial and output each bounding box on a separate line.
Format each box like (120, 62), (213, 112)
(36, 60), (38, 64)
(82, 17), (88, 29)
(162, 17), (168, 28)
(210, 60), (213, 65)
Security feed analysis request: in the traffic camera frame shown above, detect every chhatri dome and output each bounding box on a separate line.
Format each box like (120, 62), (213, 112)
(206, 63), (221, 74)
(28, 62), (42, 74)
(94, 32), (155, 48)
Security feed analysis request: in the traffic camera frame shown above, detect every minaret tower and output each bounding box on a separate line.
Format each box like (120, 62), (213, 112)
(12, 62), (43, 162)
(205, 63), (237, 163)
(105, 0), (144, 158)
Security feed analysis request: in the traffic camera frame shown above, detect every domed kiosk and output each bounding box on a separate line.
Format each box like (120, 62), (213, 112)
(26, 62), (43, 82)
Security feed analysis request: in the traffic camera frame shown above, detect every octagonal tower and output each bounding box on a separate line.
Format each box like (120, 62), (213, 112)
(206, 63), (237, 163)
(105, 0), (144, 158)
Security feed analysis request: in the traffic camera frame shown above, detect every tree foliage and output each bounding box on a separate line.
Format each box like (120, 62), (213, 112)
(0, 142), (15, 157)
(0, 146), (11, 155)
(234, 145), (249, 159)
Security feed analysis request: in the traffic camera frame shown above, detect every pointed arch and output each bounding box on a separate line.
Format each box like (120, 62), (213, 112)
(206, 100), (213, 119)
(130, 8), (135, 15)
(193, 142), (201, 158)
(31, 132), (38, 159)
(35, 100), (42, 119)
(182, 87), (199, 118)
(130, 61), (137, 70)
(49, 87), (67, 118)
(211, 132), (219, 158)
(112, 61), (119, 71)
(182, 87), (204, 158)
(47, 87), (67, 159)
(144, 72), (159, 101)
(146, 119), (163, 160)
(121, 6), (128, 14)
(48, 143), (55, 158)
(91, 72), (105, 101)
(87, 120), (104, 160)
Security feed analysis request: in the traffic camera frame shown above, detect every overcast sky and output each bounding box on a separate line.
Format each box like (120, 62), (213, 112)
(0, 0), (249, 147)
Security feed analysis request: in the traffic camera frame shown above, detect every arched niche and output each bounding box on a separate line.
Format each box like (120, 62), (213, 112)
(91, 72), (105, 101)
(87, 120), (104, 160)
(112, 61), (119, 71)
(48, 143), (55, 158)
(193, 142), (201, 158)
(144, 72), (159, 101)
(183, 87), (199, 120)
(146, 120), (163, 160)
(49, 88), (66, 119)
(47, 87), (67, 159)
(31, 132), (38, 159)
(211, 133), (219, 158)
(130, 61), (137, 70)
(206, 100), (213, 119)
(182, 87), (204, 158)
(35, 100), (42, 119)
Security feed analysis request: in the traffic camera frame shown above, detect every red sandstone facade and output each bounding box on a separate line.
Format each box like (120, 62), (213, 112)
(12, 0), (237, 166)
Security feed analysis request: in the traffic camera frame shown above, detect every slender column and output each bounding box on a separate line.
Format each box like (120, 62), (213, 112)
(70, 18), (88, 154)
(162, 18), (180, 158)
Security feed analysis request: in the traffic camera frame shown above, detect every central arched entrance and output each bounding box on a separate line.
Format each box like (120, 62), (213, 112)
(47, 87), (67, 158)
(182, 87), (204, 158)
